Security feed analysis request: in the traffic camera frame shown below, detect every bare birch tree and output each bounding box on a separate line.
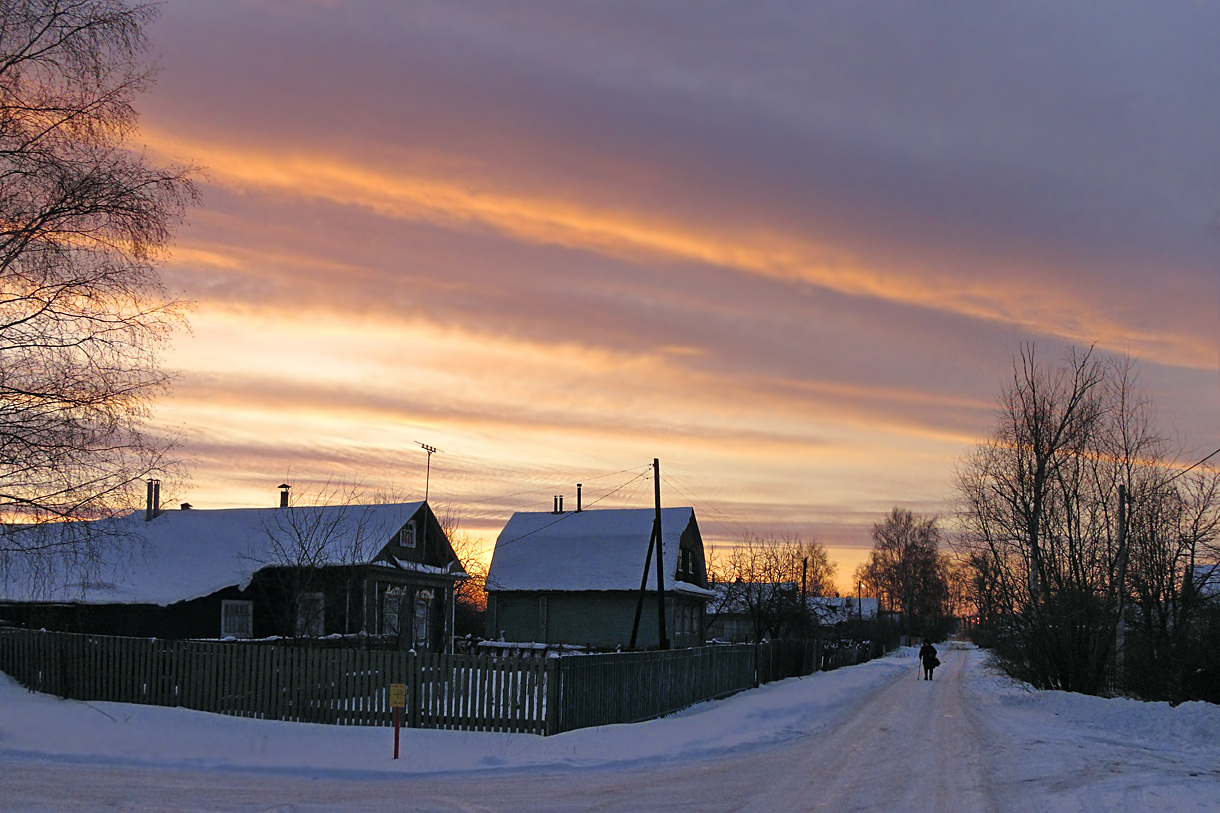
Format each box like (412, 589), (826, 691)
(954, 345), (1220, 697)
(435, 502), (486, 637)
(707, 532), (837, 642)
(857, 507), (950, 637)
(0, 2), (196, 557)
(252, 480), (396, 637)
(1122, 466), (1220, 701)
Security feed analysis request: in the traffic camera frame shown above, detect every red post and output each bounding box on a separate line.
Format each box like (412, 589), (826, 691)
(389, 682), (406, 760)
(393, 705), (401, 759)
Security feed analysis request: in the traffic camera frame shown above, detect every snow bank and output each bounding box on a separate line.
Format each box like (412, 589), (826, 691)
(968, 654), (1220, 750)
(0, 651), (915, 777)
(3, 645), (1217, 786)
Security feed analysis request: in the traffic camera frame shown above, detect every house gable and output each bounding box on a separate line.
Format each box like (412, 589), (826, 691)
(486, 507), (712, 595)
(371, 502), (465, 577)
(485, 507), (711, 649)
(674, 514), (710, 591)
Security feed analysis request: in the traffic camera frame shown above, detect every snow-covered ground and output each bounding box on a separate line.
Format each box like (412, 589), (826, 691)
(2, 645), (1217, 811)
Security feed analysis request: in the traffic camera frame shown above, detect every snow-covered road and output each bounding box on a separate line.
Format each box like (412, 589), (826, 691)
(750, 646), (992, 810)
(3, 646), (1217, 811)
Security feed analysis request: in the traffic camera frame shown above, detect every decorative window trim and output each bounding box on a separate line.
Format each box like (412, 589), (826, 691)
(382, 585), (406, 637)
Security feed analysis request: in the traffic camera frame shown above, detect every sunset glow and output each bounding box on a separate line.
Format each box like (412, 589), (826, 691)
(137, 2), (1219, 592)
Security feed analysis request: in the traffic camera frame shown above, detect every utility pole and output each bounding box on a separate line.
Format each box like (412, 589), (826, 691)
(629, 523), (657, 649)
(801, 556), (809, 632)
(416, 442), (442, 501)
(653, 458), (669, 650)
(1116, 483), (1131, 609)
(630, 458), (669, 650)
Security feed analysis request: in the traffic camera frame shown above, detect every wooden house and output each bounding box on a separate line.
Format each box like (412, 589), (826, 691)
(0, 498), (465, 652)
(484, 506), (714, 649)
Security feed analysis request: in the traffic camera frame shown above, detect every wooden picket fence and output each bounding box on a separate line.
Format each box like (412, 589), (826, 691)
(552, 645), (755, 731)
(820, 642), (874, 671)
(0, 629), (881, 734)
(0, 628), (555, 733)
(756, 638), (823, 684)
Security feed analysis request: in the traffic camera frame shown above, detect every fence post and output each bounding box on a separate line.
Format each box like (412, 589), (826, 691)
(544, 657), (560, 736)
(409, 653), (421, 729)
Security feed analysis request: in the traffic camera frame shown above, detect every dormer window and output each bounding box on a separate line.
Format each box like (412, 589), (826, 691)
(398, 522), (417, 549)
(679, 547), (693, 579)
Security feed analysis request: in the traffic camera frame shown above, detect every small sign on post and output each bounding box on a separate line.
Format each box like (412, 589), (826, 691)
(389, 682), (406, 707)
(389, 682), (406, 760)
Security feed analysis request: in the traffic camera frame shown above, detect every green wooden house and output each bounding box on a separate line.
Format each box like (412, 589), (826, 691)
(0, 496), (465, 652)
(484, 506), (713, 649)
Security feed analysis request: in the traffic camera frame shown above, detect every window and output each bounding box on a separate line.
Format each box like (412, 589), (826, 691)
(382, 586), (405, 638)
(296, 592), (325, 637)
(413, 588), (434, 649)
(678, 605), (694, 636)
(397, 522), (417, 549)
(221, 600), (253, 639)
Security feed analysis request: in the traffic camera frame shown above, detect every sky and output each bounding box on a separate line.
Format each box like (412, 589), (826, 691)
(135, 1), (1220, 589)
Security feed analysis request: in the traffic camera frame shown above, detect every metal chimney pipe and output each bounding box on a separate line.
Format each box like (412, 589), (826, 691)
(152, 480), (161, 518)
(577, 483), (582, 512)
(553, 495), (558, 514)
(145, 479), (154, 522)
(558, 495), (564, 513)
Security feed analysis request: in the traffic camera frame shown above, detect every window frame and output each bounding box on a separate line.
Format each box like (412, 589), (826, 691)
(221, 599), (253, 639)
(296, 592), (325, 637)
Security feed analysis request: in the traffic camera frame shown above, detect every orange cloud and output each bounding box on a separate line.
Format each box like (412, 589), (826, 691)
(157, 305), (968, 528)
(147, 130), (1212, 371)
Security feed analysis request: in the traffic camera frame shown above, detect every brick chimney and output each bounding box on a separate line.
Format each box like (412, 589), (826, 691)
(145, 479), (161, 522)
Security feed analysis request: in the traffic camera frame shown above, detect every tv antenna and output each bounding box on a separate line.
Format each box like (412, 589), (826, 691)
(416, 441), (443, 501)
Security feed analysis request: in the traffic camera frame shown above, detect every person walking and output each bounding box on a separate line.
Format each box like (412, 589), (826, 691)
(919, 638), (938, 680)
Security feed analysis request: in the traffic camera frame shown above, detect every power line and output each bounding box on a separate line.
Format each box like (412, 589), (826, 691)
(660, 471), (752, 539)
(489, 466), (653, 552)
(458, 465), (648, 507)
(585, 467), (652, 509)
(1161, 446), (1220, 487)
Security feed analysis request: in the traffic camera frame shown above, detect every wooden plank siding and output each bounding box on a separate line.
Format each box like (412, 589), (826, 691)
(0, 629), (879, 735)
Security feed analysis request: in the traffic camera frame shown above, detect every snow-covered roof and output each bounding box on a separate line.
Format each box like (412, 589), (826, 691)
(709, 581), (798, 614)
(1, 502), (426, 606)
(1195, 564), (1220, 599)
(487, 507), (712, 595)
(808, 596), (879, 623)
(706, 585), (877, 622)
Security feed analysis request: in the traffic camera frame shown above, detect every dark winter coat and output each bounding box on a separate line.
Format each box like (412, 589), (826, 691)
(919, 643), (938, 668)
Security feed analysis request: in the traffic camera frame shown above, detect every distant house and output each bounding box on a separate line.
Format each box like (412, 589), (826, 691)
(0, 495), (465, 652)
(1193, 564), (1220, 600)
(704, 581), (796, 643)
(484, 507), (714, 649)
(808, 596), (880, 626)
(706, 586), (879, 643)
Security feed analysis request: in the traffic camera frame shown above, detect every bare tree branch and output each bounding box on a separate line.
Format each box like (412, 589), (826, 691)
(0, 1), (197, 583)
